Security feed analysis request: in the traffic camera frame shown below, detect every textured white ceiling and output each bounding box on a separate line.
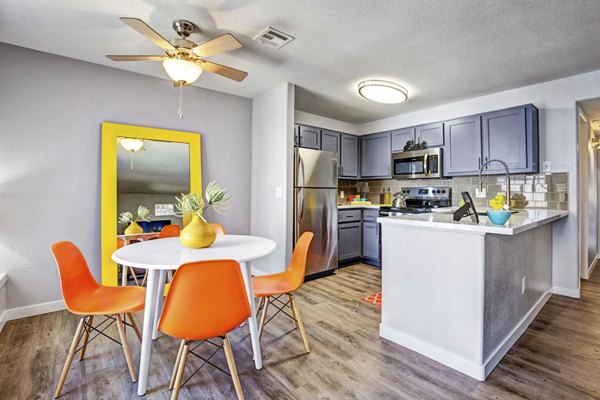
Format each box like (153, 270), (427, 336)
(1, 0), (600, 123)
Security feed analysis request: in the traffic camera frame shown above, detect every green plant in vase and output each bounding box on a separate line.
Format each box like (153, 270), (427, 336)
(119, 205), (151, 235)
(175, 181), (231, 248)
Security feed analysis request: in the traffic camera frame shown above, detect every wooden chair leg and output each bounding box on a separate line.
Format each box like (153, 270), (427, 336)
(115, 314), (137, 382)
(168, 270), (174, 282)
(54, 317), (86, 399)
(79, 316), (94, 361)
(288, 294), (298, 329)
(289, 294), (310, 353)
(171, 341), (189, 400)
(141, 271), (148, 287)
(255, 297), (265, 319)
(128, 267), (140, 286)
(258, 296), (270, 340)
(169, 339), (186, 390)
(126, 313), (142, 343)
(223, 334), (244, 400)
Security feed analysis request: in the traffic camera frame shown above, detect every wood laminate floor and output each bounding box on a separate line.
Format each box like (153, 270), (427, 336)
(1, 264), (600, 399)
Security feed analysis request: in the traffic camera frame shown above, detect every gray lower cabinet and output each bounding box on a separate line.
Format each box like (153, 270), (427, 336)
(443, 115), (482, 176)
(340, 134), (359, 178)
(361, 131), (392, 178)
(321, 129), (340, 154)
(338, 221), (362, 261)
(361, 209), (380, 265)
(298, 125), (321, 149)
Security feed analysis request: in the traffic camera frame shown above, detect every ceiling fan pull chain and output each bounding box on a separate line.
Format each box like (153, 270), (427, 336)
(178, 81), (184, 119)
(130, 151), (134, 170)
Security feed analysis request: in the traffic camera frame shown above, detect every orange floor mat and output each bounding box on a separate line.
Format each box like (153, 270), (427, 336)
(361, 292), (381, 307)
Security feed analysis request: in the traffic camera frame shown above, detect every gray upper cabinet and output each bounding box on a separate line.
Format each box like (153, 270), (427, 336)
(298, 125), (321, 149)
(416, 122), (444, 147)
(321, 130), (340, 154)
(482, 105), (538, 174)
(443, 116), (482, 176)
(361, 132), (392, 178)
(391, 128), (415, 152)
(340, 134), (359, 178)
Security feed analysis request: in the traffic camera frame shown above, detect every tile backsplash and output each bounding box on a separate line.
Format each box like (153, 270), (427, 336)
(339, 172), (568, 210)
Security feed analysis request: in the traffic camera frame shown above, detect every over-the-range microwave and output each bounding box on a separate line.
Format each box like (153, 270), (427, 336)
(392, 148), (442, 179)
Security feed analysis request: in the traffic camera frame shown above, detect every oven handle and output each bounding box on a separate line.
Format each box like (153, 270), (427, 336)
(424, 152), (429, 176)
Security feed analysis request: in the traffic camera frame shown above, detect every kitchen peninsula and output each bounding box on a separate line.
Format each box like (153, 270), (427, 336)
(378, 209), (568, 380)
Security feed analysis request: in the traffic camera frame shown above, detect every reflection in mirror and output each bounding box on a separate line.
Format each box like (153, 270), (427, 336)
(117, 138), (190, 235)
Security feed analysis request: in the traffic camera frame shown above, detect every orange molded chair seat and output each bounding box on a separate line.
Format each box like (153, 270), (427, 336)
(252, 232), (313, 354)
(159, 224), (181, 238)
(209, 223), (226, 235)
(50, 241), (145, 398)
(159, 259), (250, 400)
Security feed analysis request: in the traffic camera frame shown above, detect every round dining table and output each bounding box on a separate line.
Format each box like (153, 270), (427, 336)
(112, 234), (277, 396)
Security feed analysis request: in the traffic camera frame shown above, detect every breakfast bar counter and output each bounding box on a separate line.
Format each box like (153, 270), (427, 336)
(377, 209), (568, 381)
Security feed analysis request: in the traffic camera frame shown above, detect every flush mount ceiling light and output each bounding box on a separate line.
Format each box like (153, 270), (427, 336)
(358, 80), (408, 104)
(119, 138), (145, 170)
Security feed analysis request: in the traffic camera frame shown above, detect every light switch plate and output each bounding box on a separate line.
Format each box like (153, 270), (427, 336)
(274, 186), (283, 198)
(475, 188), (487, 198)
(543, 160), (552, 173)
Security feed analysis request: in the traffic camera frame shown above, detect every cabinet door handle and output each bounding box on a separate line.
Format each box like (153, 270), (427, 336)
(478, 157), (481, 169)
(485, 156), (489, 169)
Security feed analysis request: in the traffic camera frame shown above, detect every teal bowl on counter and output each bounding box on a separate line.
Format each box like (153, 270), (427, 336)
(487, 210), (512, 225)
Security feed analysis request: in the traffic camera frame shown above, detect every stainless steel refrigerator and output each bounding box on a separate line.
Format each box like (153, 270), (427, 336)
(294, 147), (338, 277)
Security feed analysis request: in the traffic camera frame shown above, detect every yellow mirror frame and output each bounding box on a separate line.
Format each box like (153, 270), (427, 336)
(101, 122), (202, 286)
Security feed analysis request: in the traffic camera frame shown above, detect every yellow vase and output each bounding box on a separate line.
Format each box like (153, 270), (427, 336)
(180, 215), (216, 249)
(124, 220), (143, 235)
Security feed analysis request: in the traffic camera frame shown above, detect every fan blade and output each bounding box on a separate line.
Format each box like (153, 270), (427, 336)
(197, 60), (248, 82)
(106, 55), (166, 61)
(192, 34), (242, 58)
(120, 17), (175, 51)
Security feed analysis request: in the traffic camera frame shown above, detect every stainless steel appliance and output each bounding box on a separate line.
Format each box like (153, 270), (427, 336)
(392, 148), (443, 179)
(294, 148), (338, 277)
(379, 186), (452, 217)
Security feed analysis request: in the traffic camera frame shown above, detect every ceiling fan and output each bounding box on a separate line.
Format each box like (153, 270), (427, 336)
(107, 17), (248, 84)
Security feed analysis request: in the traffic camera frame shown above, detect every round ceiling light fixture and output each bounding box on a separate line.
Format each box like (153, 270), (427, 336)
(357, 80), (408, 104)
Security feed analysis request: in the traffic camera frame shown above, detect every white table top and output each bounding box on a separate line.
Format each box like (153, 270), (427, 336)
(112, 235), (277, 270)
(377, 209), (569, 235)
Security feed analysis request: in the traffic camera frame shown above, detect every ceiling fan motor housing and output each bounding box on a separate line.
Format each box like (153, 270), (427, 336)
(172, 19), (195, 38)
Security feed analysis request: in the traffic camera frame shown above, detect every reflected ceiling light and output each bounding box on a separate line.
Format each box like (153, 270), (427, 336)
(119, 138), (144, 170)
(358, 80), (408, 104)
(162, 58), (203, 85)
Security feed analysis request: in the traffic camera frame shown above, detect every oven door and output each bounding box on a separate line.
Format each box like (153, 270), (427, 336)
(392, 149), (442, 179)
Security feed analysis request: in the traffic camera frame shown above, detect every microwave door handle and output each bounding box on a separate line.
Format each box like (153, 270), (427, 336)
(424, 152), (429, 176)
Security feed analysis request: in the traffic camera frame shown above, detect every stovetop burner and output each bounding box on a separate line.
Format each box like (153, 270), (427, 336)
(379, 186), (452, 217)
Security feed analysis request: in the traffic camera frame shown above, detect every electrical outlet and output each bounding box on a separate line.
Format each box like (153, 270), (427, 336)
(543, 160), (552, 173)
(521, 277), (527, 294)
(475, 188), (487, 198)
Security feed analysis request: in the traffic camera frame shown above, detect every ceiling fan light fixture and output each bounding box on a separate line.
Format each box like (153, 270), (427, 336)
(162, 58), (203, 84)
(358, 80), (408, 104)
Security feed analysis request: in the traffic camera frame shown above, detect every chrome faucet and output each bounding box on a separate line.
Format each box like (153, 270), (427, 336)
(478, 159), (511, 210)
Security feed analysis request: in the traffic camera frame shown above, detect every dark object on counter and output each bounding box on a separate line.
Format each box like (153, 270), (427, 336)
(453, 192), (479, 224)
(403, 140), (428, 152)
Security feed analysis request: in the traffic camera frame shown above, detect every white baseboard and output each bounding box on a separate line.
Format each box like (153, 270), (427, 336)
(379, 289), (553, 381)
(5, 300), (65, 322)
(552, 285), (581, 298)
(482, 289), (552, 377)
(586, 257), (598, 279)
(0, 311), (6, 334)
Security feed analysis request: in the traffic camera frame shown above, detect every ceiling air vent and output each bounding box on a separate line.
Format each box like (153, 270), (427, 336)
(253, 27), (295, 49)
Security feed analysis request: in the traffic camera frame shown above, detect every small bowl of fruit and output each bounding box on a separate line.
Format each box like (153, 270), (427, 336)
(487, 195), (514, 225)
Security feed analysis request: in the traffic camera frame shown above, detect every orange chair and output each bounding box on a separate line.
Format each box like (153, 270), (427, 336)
(159, 224), (181, 238)
(253, 232), (313, 354)
(50, 241), (145, 398)
(208, 223), (226, 236)
(159, 260), (250, 400)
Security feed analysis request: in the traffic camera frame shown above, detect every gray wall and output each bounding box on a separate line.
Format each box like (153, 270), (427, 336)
(0, 43), (252, 311)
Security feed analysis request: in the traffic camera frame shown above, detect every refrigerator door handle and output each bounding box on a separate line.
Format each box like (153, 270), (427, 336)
(298, 188), (305, 222)
(332, 157), (339, 183)
(300, 153), (306, 188)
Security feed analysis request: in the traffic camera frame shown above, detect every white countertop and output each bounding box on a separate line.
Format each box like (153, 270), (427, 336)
(378, 209), (568, 235)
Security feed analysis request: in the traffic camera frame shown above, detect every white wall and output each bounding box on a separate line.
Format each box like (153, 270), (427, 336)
(0, 43), (252, 314)
(251, 83), (295, 275)
(294, 110), (360, 135)
(360, 69), (600, 297)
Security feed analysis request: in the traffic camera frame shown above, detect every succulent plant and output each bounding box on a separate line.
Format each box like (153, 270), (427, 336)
(175, 181), (231, 219)
(119, 205), (152, 224)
